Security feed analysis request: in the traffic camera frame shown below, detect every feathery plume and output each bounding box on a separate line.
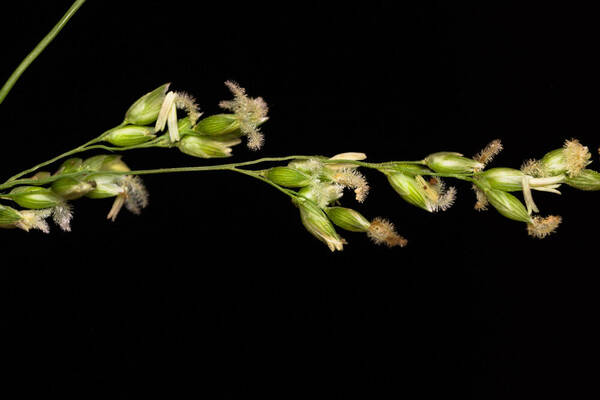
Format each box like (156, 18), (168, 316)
(521, 159), (545, 177)
(106, 176), (149, 221)
(367, 217), (407, 247)
(563, 138), (591, 177)
(472, 184), (489, 211)
(219, 81), (269, 151)
(174, 91), (202, 126)
(52, 202), (73, 232)
(417, 176), (456, 212)
(331, 168), (369, 203)
(527, 215), (562, 238)
(16, 209), (53, 233)
(123, 176), (149, 215)
(473, 139), (503, 168)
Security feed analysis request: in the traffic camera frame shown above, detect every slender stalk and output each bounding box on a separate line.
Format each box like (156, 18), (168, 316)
(4, 122), (126, 183)
(0, 154), (471, 192)
(0, 0), (87, 104)
(0, 158), (310, 191)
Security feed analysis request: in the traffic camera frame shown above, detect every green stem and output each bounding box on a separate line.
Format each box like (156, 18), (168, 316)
(0, 155), (460, 192)
(0, 158), (303, 191)
(4, 122), (127, 183)
(0, 0), (87, 104)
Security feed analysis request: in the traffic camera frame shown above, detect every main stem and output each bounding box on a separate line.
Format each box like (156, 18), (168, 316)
(0, 155), (475, 192)
(0, 0), (87, 104)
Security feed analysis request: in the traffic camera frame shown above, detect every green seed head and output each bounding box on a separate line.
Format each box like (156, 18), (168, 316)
(540, 139), (591, 177)
(325, 207), (371, 232)
(483, 187), (532, 223)
(9, 186), (62, 209)
(84, 174), (123, 199)
(55, 158), (83, 175)
(194, 114), (241, 136)
(264, 167), (313, 188)
(51, 177), (95, 200)
(0, 204), (22, 227)
(565, 169), (600, 191)
(178, 135), (240, 158)
(31, 171), (51, 180)
(424, 152), (484, 174)
(540, 148), (568, 176)
(478, 168), (525, 192)
(297, 183), (343, 208)
(124, 83), (170, 125)
(104, 125), (156, 147)
(294, 197), (345, 251)
(82, 155), (129, 172)
(386, 172), (430, 211)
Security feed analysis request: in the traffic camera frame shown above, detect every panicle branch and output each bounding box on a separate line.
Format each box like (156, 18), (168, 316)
(2, 82), (599, 252)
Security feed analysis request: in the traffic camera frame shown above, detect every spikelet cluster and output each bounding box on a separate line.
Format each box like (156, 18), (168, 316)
(367, 217), (407, 247)
(527, 215), (562, 238)
(219, 81), (269, 151)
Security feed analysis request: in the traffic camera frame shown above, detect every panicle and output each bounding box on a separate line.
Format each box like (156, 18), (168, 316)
(367, 217), (407, 248)
(331, 168), (369, 203)
(527, 215), (562, 238)
(219, 81), (269, 151)
(473, 139), (503, 168)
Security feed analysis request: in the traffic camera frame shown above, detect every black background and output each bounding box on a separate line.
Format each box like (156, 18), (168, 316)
(1, 1), (598, 398)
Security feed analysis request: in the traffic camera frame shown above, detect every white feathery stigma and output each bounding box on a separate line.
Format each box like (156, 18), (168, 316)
(331, 168), (369, 203)
(52, 202), (73, 232)
(219, 80), (269, 151)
